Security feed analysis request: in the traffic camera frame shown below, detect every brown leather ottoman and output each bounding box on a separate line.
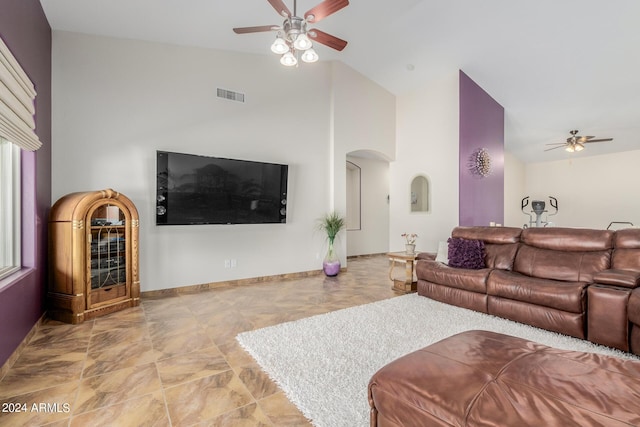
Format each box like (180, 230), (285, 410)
(368, 330), (640, 426)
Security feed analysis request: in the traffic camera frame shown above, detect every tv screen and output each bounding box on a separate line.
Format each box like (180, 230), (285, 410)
(156, 151), (288, 225)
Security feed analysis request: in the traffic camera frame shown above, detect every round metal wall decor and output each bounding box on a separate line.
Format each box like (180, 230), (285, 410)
(469, 148), (491, 178)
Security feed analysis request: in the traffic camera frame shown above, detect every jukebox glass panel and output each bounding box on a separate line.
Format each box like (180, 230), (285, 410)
(90, 204), (126, 289)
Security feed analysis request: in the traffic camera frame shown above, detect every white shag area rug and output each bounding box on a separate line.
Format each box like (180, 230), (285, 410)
(236, 293), (636, 427)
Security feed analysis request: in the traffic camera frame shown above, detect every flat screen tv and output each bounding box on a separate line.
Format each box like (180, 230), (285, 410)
(156, 151), (288, 225)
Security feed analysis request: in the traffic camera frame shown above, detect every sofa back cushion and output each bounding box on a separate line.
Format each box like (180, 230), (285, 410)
(452, 226), (522, 244)
(612, 228), (640, 270)
(485, 243), (520, 270)
(451, 227), (522, 270)
(520, 227), (614, 251)
(515, 228), (613, 282)
(514, 245), (611, 282)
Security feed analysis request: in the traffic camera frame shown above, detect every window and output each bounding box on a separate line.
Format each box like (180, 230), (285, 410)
(0, 35), (40, 282)
(0, 137), (20, 280)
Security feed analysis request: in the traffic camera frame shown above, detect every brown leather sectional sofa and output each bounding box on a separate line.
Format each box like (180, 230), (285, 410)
(416, 226), (640, 354)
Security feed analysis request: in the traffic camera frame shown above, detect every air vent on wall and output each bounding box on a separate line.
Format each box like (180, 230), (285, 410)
(217, 88), (245, 103)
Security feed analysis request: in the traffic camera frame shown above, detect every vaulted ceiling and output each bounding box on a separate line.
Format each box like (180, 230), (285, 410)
(39, 0), (640, 163)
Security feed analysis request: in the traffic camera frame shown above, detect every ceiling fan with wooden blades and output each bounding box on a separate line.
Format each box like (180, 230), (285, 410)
(233, 0), (349, 66)
(544, 130), (613, 152)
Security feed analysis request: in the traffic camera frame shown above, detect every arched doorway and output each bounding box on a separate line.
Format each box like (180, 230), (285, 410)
(346, 150), (390, 256)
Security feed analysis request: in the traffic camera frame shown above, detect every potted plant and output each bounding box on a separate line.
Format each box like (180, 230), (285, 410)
(317, 212), (346, 276)
(402, 233), (418, 254)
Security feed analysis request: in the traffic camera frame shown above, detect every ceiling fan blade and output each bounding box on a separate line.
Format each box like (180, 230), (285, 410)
(233, 25), (280, 34)
(544, 145), (567, 152)
(267, 0), (291, 17)
(583, 138), (613, 143)
(308, 29), (348, 51)
(305, 0), (349, 23)
(577, 136), (595, 142)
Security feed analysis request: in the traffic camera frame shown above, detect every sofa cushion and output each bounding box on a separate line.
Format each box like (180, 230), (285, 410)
(614, 228), (640, 248)
(416, 260), (489, 293)
(484, 242), (520, 270)
(488, 297), (586, 338)
(448, 238), (485, 269)
(417, 281), (488, 313)
(521, 227), (614, 251)
(612, 229), (640, 271)
(513, 245), (611, 283)
(451, 226), (522, 244)
(613, 249), (640, 271)
(488, 269), (587, 313)
(449, 227), (521, 270)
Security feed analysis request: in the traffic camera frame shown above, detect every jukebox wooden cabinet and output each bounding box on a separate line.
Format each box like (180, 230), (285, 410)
(48, 189), (140, 323)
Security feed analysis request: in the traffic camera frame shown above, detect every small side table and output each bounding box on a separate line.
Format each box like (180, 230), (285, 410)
(387, 251), (419, 293)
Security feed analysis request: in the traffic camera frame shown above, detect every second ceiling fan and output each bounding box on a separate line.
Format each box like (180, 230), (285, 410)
(233, 0), (349, 66)
(545, 130), (613, 152)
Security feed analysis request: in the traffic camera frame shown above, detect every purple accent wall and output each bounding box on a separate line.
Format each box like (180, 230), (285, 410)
(0, 0), (52, 367)
(459, 70), (504, 226)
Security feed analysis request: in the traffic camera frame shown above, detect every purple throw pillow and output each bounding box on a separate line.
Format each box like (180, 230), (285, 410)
(447, 238), (486, 269)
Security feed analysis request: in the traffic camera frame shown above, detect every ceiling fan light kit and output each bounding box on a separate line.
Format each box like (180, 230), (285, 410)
(293, 33), (312, 50)
(565, 142), (584, 153)
(234, 0), (349, 67)
(280, 51), (298, 66)
(270, 36), (289, 54)
(301, 47), (319, 63)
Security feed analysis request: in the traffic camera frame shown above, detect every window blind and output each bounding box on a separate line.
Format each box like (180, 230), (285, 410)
(0, 37), (41, 151)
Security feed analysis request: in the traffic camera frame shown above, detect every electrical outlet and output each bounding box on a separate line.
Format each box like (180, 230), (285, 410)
(230, 259), (237, 268)
(224, 259), (231, 268)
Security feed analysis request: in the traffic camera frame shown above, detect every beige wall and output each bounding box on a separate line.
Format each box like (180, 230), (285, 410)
(52, 32), (396, 291)
(503, 150), (526, 227)
(524, 150), (640, 229)
(391, 72), (460, 253)
(330, 61), (396, 263)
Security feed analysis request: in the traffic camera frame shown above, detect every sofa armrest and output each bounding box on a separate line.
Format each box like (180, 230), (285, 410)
(629, 289), (640, 355)
(416, 252), (436, 261)
(593, 269), (640, 289)
(629, 288), (640, 325)
(587, 285), (632, 351)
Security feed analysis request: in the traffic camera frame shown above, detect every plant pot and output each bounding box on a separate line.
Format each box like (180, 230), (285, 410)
(323, 241), (341, 276)
(405, 244), (416, 255)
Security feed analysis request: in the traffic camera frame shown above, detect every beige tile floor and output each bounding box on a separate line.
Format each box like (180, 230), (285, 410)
(0, 255), (399, 426)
